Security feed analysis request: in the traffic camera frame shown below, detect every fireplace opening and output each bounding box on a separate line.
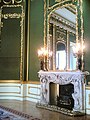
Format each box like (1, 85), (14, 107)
(50, 83), (74, 110)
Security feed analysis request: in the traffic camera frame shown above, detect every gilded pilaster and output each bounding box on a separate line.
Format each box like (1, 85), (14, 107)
(53, 24), (56, 70)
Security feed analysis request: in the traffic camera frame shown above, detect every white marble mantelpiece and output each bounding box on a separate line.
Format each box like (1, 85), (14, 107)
(38, 70), (87, 112)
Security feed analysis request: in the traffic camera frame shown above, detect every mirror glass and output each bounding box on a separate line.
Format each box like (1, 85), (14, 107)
(48, 6), (77, 71)
(56, 42), (66, 70)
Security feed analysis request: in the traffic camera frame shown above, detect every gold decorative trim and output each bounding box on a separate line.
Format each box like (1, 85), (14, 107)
(3, 0), (23, 4)
(22, 81), (40, 84)
(1, 4), (22, 8)
(0, 80), (40, 84)
(48, 0), (75, 10)
(20, 5), (24, 81)
(14, 0), (22, 4)
(55, 0), (69, 2)
(26, 0), (30, 81)
(3, 0), (11, 4)
(80, 0), (84, 71)
(44, 0), (47, 48)
(66, 31), (70, 69)
(0, 80), (21, 83)
(2, 13), (21, 19)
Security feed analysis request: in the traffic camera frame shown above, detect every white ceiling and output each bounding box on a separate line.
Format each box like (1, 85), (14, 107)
(55, 8), (76, 24)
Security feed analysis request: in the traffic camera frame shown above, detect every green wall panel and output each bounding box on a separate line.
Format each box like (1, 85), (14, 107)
(29, 0), (44, 81)
(0, 6), (22, 80)
(83, 0), (90, 82)
(0, 18), (21, 80)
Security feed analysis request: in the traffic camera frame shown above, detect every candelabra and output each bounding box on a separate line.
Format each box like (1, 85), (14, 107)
(38, 47), (52, 71)
(73, 42), (85, 71)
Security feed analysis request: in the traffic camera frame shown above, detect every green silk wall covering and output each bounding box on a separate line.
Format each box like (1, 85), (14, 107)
(0, 19), (20, 79)
(29, 0), (44, 81)
(0, 3), (23, 80)
(83, 0), (90, 82)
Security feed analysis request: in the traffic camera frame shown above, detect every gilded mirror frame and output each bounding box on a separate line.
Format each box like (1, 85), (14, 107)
(44, 0), (84, 71)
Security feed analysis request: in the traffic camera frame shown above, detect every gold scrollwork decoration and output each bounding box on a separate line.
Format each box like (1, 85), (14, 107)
(3, 0), (11, 4)
(2, 13), (25, 19)
(14, 0), (22, 4)
(3, 0), (22, 4)
(55, 0), (67, 2)
(1, 4), (23, 8)
(2, 13), (21, 19)
(48, 0), (77, 11)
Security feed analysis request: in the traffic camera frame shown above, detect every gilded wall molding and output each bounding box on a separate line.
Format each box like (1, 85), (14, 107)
(55, 0), (69, 2)
(48, 0), (76, 11)
(26, 0), (30, 81)
(1, 4), (25, 81)
(55, 0), (77, 3)
(2, 0), (23, 4)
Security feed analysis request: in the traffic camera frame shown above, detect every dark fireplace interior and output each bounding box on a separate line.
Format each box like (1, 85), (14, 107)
(50, 83), (74, 110)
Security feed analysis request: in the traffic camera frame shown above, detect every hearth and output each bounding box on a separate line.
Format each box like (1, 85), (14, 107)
(56, 84), (74, 110)
(50, 83), (74, 110)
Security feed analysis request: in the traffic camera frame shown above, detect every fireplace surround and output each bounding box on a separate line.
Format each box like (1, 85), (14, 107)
(36, 70), (87, 116)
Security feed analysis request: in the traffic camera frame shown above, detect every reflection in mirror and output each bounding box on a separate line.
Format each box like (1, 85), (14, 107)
(69, 33), (77, 70)
(48, 6), (77, 71)
(56, 42), (66, 70)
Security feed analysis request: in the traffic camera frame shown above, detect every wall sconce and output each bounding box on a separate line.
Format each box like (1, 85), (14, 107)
(73, 42), (85, 70)
(38, 47), (52, 71)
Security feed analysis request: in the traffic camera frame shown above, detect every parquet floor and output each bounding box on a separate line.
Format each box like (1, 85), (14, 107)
(0, 100), (90, 120)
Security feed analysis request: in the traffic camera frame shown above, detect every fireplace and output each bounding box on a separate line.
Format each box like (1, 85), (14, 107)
(37, 70), (86, 115)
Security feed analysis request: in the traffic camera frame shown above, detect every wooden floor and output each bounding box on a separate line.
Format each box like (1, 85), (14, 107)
(0, 100), (90, 120)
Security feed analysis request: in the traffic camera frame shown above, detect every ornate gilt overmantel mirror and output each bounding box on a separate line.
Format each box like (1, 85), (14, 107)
(44, 0), (84, 71)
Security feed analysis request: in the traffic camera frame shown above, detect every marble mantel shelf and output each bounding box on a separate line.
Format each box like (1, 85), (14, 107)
(38, 70), (87, 113)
